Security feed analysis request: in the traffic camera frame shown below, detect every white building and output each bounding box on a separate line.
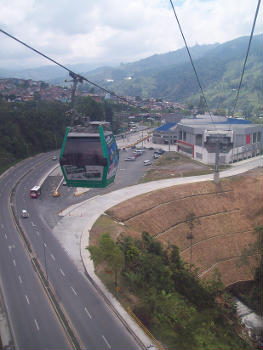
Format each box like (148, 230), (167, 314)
(153, 115), (263, 164)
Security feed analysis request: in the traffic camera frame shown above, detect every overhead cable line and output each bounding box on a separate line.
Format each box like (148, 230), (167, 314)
(230, 0), (261, 118)
(0, 28), (139, 108)
(169, 0), (214, 122)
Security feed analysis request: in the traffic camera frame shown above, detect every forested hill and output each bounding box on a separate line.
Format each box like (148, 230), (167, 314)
(0, 97), (119, 173)
(84, 34), (263, 116)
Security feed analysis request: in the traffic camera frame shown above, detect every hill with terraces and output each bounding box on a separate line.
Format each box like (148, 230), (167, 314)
(101, 168), (262, 286)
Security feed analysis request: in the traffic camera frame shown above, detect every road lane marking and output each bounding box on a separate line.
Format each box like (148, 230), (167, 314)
(59, 268), (65, 277)
(34, 319), (40, 331)
(50, 253), (55, 261)
(4, 234), (7, 239)
(35, 231), (40, 236)
(25, 295), (30, 304)
(18, 275), (22, 284)
(102, 335), (111, 348)
(70, 286), (78, 296)
(13, 259), (16, 267)
(84, 307), (92, 319)
(44, 242), (47, 248)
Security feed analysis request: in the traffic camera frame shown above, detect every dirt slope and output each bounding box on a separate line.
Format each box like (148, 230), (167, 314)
(105, 168), (263, 286)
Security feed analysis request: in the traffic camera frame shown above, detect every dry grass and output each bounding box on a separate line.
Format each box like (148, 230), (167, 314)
(91, 168), (263, 286)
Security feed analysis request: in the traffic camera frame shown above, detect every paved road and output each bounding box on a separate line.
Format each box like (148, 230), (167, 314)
(54, 150), (263, 350)
(0, 154), (71, 350)
(3, 154), (143, 349)
(36, 147), (157, 230)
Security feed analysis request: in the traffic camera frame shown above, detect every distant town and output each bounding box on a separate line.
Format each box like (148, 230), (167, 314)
(0, 78), (185, 112)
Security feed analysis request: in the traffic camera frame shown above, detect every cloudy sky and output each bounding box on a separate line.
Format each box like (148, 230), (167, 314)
(0, 0), (262, 70)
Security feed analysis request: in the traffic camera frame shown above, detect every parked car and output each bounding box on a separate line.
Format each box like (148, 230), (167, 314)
(21, 209), (29, 218)
(153, 153), (160, 159)
(52, 156), (57, 160)
(133, 150), (143, 156)
(125, 156), (136, 161)
(154, 149), (165, 155)
(144, 160), (152, 166)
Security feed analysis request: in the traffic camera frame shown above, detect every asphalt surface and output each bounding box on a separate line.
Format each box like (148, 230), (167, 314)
(1, 153), (144, 349)
(0, 154), (71, 350)
(57, 153), (263, 350)
(2, 131), (262, 350)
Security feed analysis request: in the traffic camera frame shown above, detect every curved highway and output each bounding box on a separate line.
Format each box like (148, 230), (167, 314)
(1, 153), (143, 349)
(0, 153), (71, 349)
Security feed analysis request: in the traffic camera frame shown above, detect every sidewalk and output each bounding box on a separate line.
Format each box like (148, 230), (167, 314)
(56, 155), (263, 349)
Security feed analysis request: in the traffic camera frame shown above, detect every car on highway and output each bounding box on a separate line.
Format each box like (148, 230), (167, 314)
(21, 209), (29, 218)
(125, 156), (136, 161)
(52, 155), (57, 160)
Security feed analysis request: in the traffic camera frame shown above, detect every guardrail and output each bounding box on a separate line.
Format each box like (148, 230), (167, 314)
(126, 307), (165, 350)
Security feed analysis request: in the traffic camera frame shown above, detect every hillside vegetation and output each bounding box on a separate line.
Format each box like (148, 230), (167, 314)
(84, 34), (263, 117)
(89, 168), (263, 349)
(0, 97), (125, 173)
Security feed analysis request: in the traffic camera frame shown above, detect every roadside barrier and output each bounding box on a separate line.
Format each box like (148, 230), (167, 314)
(126, 307), (165, 350)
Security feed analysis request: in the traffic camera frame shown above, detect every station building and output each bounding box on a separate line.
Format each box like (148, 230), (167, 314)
(152, 115), (263, 164)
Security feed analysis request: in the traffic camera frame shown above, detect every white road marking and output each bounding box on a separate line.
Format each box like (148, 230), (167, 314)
(35, 231), (40, 236)
(70, 286), (78, 296)
(50, 254), (55, 261)
(25, 295), (30, 304)
(4, 234), (7, 239)
(13, 259), (16, 267)
(34, 319), (40, 331)
(31, 222), (37, 227)
(102, 335), (111, 348)
(18, 275), (22, 284)
(84, 307), (92, 319)
(59, 268), (65, 277)
(44, 243), (47, 248)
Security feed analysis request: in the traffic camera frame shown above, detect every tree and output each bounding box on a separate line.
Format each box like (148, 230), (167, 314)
(87, 233), (124, 291)
(237, 226), (263, 314)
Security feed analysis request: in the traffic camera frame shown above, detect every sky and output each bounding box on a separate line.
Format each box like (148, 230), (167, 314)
(0, 0), (262, 71)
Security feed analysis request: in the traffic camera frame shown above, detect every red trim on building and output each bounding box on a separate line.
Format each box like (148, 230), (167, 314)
(177, 140), (194, 157)
(246, 134), (251, 144)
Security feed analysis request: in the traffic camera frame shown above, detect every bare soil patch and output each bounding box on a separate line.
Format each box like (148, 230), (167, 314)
(140, 152), (214, 182)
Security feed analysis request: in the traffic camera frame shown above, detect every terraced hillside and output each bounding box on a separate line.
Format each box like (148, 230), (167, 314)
(104, 168), (263, 286)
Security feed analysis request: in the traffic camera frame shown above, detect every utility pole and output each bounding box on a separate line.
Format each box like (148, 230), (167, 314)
(214, 137), (220, 184)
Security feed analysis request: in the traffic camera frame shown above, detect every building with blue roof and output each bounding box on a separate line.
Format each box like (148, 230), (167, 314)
(152, 115), (263, 164)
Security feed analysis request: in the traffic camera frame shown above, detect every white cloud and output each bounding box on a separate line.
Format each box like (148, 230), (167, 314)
(0, 0), (262, 69)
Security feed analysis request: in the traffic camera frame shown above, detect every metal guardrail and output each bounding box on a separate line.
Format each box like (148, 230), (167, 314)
(126, 307), (165, 350)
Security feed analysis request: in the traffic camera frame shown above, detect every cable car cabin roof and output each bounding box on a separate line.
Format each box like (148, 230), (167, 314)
(68, 122), (112, 136)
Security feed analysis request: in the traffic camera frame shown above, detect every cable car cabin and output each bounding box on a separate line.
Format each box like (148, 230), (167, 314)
(59, 122), (119, 188)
